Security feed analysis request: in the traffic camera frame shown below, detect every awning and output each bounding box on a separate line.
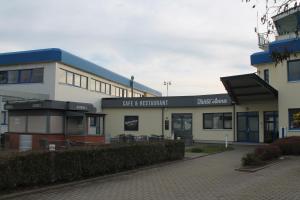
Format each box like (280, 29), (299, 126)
(220, 73), (278, 104)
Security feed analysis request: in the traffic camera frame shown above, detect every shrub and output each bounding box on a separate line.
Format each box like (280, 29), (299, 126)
(273, 136), (300, 155)
(0, 140), (184, 191)
(242, 153), (264, 166)
(254, 145), (281, 161)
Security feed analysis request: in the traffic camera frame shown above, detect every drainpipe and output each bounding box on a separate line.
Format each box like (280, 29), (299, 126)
(161, 107), (164, 138)
(233, 103), (236, 142)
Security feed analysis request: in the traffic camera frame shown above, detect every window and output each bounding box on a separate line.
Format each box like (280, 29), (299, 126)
(289, 109), (300, 130)
(59, 69), (67, 83)
(66, 71), (73, 85)
(91, 79), (95, 91)
(0, 71), (7, 84)
(203, 113), (232, 129)
(89, 116), (96, 126)
(31, 68), (44, 83)
(0, 68), (44, 84)
(105, 83), (110, 95)
(19, 69), (31, 83)
(264, 69), (269, 83)
(81, 76), (87, 89)
(95, 81), (100, 92)
(101, 82), (106, 93)
(74, 74), (81, 87)
(288, 60), (300, 81)
(7, 70), (19, 83)
(165, 119), (169, 130)
(124, 116), (139, 131)
(1, 111), (7, 125)
(115, 87), (120, 97)
(111, 85), (116, 96)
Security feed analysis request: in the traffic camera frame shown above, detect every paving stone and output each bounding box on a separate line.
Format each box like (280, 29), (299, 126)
(8, 146), (300, 200)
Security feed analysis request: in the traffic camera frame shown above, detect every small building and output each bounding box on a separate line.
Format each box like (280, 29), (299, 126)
(4, 100), (105, 151)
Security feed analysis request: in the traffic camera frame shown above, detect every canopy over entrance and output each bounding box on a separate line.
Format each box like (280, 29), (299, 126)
(221, 73), (278, 104)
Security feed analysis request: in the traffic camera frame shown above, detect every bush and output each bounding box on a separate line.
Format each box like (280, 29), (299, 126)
(242, 153), (264, 166)
(254, 145), (281, 161)
(273, 136), (300, 155)
(0, 140), (184, 191)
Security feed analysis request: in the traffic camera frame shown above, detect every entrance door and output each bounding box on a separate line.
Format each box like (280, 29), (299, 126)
(237, 112), (259, 143)
(172, 113), (193, 145)
(264, 111), (278, 143)
(19, 134), (32, 151)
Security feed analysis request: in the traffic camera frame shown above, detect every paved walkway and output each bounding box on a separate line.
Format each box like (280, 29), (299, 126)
(7, 146), (300, 200)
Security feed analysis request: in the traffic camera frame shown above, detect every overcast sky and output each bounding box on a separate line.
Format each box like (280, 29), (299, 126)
(0, 0), (260, 96)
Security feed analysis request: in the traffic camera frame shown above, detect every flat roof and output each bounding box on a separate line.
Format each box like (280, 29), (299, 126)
(0, 48), (161, 96)
(102, 94), (232, 108)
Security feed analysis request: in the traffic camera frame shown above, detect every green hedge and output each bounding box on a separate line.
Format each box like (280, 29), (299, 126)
(0, 140), (184, 191)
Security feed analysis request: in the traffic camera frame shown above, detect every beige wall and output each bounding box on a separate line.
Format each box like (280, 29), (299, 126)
(255, 54), (300, 137)
(104, 99), (278, 143)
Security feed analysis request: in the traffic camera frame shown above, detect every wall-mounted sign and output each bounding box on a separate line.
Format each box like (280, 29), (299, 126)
(102, 94), (232, 108)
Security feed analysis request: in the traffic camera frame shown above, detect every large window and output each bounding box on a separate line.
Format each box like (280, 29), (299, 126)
(0, 68), (44, 84)
(203, 113), (232, 129)
(289, 109), (300, 130)
(288, 60), (300, 81)
(91, 78), (111, 95)
(59, 69), (88, 89)
(124, 116), (139, 131)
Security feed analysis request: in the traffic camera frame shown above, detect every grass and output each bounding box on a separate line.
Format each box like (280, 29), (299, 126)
(186, 144), (234, 154)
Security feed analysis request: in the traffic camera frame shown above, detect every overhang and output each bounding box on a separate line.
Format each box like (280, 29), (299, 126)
(220, 73), (278, 104)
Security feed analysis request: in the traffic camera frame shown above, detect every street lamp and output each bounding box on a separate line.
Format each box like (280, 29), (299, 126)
(164, 81), (171, 96)
(130, 75), (134, 98)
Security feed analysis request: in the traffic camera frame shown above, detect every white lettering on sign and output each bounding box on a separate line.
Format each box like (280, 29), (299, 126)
(197, 98), (228, 105)
(75, 105), (87, 110)
(32, 103), (42, 108)
(122, 100), (168, 107)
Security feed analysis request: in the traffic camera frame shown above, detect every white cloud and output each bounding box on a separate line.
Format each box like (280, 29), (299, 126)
(0, 0), (260, 96)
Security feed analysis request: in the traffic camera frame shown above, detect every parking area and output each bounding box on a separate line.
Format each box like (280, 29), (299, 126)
(6, 146), (300, 200)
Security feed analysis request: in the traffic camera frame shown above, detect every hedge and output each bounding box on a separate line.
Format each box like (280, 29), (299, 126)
(0, 140), (184, 191)
(242, 136), (300, 166)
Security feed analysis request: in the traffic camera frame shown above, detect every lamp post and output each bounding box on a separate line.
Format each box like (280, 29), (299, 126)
(164, 81), (171, 96)
(130, 75), (134, 98)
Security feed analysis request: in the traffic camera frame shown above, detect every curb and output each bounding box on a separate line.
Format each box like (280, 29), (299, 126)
(235, 157), (287, 173)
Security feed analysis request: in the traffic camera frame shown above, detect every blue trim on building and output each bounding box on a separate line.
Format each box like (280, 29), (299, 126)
(0, 48), (161, 96)
(251, 38), (300, 65)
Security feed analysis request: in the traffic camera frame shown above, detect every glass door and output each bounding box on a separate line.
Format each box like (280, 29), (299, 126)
(237, 112), (259, 143)
(264, 111), (278, 143)
(172, 113), (193, 145)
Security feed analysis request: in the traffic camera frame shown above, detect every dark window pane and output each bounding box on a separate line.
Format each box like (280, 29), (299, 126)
(203, 113), (213, 129)
(31, 68), (43, 83)
(19, 69), (31, 83)
(66, 71), (73, 85)
(289, 109), (300, 129)
(7, 70), (19, 83)
(81, 76), (87, 89)
(89, 117), (96, 126)
(264, 69), (269, 83)
(288, 61), (300, 81)
(0, 71), (8, 84)
(124, 116), (138, 131)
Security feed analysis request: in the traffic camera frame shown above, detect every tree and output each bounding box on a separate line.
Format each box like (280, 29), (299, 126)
(243, 0), (300, 38)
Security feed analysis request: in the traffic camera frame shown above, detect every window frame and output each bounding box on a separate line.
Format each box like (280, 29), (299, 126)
(203, 112), (232, 130)
(1, 111), (7, 125)
(288, 108), (300, 130)
(124, 115), (139, 131)
(288, 59), (300, 82)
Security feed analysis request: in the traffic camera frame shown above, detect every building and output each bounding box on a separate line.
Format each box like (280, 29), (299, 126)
(2, 6), (300, 150)
(101, 7), (300, 145)
(0, 48), (161, 149)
